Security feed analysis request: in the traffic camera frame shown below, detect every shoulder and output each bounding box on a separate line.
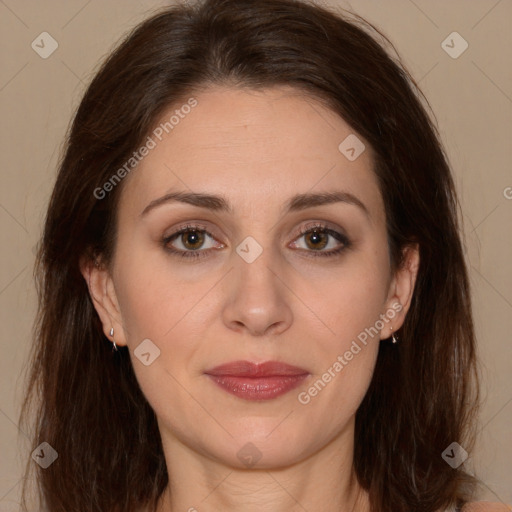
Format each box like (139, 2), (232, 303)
(461, 502), (512, 512)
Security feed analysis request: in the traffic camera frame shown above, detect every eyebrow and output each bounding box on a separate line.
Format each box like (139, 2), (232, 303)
(140, 190), (370, 219)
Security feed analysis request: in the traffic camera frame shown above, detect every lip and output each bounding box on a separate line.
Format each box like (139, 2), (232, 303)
(204, 360), (309, 401)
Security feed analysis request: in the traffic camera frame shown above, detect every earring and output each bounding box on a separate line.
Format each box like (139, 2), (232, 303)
(390, 327), (398, 344)
(109, 327), (118, 352)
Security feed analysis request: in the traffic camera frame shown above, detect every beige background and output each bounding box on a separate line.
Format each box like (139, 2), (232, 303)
(0, 0), (510, 509)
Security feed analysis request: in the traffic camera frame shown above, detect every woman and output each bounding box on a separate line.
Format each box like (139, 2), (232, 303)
(19, 0), (508, 511)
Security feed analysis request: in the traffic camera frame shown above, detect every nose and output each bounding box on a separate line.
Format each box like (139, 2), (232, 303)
(221, 246), (293, 337)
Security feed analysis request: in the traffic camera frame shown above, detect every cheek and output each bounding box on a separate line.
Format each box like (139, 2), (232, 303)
(293, 248), (388, 414)
(112, 250), (207, 427)
(112, 238), (213, 342)
(112, 244), (216, 405)
(295, 260), (387, 413)
(301, 247), (390, 349)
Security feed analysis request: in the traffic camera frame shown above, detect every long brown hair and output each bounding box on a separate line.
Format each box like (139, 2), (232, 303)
(20, 0), (480, 510)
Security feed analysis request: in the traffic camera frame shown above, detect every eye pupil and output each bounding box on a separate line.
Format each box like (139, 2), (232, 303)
(305, 229), (328, 250)
(182, 230), (204, 250)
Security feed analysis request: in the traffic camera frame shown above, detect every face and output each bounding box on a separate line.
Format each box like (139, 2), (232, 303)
(84, 85), (417, 470)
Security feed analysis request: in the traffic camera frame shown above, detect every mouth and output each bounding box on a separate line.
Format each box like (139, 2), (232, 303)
(204, 360), (310, 401)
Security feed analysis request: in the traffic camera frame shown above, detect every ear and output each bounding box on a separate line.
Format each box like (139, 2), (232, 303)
(79, 256), (128, 347)
(380, 243), (420, 340)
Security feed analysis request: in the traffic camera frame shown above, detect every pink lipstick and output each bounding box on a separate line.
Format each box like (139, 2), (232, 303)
(204, 360), (309, 401)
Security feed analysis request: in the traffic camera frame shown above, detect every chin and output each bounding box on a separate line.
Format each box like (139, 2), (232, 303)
(204, 424), (319, 470)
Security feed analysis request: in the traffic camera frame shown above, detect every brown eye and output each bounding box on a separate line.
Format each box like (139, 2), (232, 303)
(180, 229), (206, 250)
(291, 223), (351, 258)
(303, 229), (329, 250)
(162, 225), (224, 260)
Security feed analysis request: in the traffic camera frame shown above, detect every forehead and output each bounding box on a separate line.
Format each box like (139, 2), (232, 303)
(118, 85), (383, 221)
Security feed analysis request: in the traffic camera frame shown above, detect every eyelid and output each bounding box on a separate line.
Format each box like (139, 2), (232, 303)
(294, 220), (345, 237)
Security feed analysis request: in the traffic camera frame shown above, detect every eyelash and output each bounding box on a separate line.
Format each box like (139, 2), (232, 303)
(162, 222), (351, 261)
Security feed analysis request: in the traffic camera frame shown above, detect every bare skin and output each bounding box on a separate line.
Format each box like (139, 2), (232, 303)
(82, 84), (433, 511)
